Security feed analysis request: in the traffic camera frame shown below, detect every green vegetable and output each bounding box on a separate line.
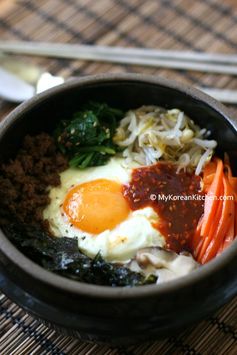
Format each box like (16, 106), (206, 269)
(5, 223), (157, 287)
(55, 102), (124, 168)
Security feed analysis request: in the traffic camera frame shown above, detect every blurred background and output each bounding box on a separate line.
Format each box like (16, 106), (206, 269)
(0, 0), (237, 354)
(0, 0), (237, 115)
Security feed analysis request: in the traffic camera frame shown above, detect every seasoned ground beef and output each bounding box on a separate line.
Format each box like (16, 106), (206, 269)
(0, 133), (68, 227)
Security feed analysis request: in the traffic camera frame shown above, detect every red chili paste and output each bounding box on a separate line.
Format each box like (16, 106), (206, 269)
(123, 162), (204, 253)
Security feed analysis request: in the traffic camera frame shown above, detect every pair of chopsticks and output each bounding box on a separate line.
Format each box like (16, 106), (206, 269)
(0, 41), (237, 76)
(0, 41), (237, 103)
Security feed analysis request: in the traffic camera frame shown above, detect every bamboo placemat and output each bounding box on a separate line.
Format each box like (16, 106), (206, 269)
(0, 0), (237, 354)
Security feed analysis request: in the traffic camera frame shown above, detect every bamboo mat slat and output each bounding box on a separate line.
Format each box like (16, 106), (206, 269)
(0, 0), (237, 354)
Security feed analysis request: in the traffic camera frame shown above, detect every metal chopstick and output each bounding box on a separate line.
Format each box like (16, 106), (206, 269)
(0, 41), (237, 64)
(197, 87), (237, 104)
(1, 41), (237, 75)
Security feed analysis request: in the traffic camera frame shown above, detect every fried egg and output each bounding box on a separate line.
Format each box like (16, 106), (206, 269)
(43, 157), (165, 262)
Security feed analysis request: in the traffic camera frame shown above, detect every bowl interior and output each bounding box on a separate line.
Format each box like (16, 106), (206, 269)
(0, 76), (237, 164)
(0, 74), (237, 298)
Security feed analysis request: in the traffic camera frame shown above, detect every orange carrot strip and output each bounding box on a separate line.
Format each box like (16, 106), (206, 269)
(235, 202), (237, 243)
(227, 171), (237, 201)
(222, 205), (235, 250)
(195, 239), (204, 259)
(200, 158), (223, 237)
(225, 162), (237, 238)
(234, 182), (237, 233)
(201, 175), (234, 263)
(229, 177), (237, 193)
(203, 174), (215, 193)
(216, 162), (236, 254)
(194, 158), (237, 263)
(203, 161), (216, 191)
(197, 183), (223, 262)
(204, 173), (215, 185)
(192, 215), (203, 253)
(217, 241), (224, 255)
(203, 161), (217, 176)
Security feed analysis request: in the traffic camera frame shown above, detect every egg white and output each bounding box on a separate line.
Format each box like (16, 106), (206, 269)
(43, 157), (165, 262)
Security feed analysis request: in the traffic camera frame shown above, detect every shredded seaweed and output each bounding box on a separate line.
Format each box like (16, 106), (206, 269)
(4, 223), (157, 287)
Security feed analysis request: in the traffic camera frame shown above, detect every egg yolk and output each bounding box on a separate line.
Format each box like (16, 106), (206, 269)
(63, 179), (130, 234)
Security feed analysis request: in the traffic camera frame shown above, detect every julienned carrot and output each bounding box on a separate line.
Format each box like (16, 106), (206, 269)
(217, 199), (234, 255)
(194, 158), (236, 264)
(192, 216), (203, 256)
(200, 158), (223, 237)
(229, 178), (237, 205)
(203, 161), (216, 191)
(200, 175), (234, 264)
(197, 182), (224, 262)
(221, 163), (236, 251)
(203, 161), (217, 176)
(224, 162), (237, 241)
(235, 199), (237, 245)
(221, 200), (235, 251)
(192, 161), (216, 253)
(195, 160), (221, 261)
(229, 177), (237, 191)
(225, 164), (237, 200)
(203, 174), (215, 194)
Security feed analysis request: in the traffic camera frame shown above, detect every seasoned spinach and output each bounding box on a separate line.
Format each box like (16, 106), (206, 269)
(55, 102), (124, 168)
(5, 223), (157, 287)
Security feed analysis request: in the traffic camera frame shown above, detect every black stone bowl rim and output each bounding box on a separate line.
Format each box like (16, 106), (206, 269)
(0, 73), (237, 300)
